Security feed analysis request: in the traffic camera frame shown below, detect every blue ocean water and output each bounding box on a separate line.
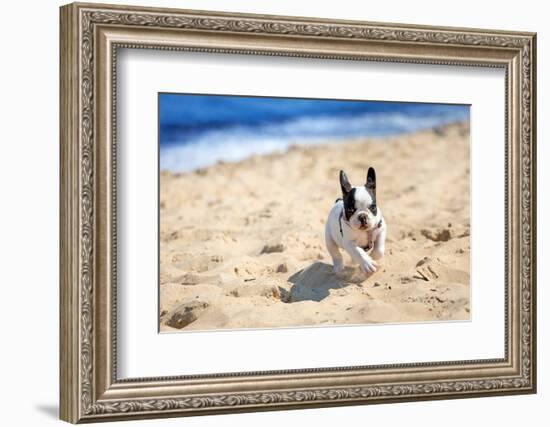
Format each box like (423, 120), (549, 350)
(159, 93), (469, 172)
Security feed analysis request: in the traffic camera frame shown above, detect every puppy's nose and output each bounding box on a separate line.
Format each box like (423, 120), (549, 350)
(358, 213), (367, 224)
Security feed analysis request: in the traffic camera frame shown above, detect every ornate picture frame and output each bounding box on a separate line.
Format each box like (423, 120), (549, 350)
(60, 2), (536, 423)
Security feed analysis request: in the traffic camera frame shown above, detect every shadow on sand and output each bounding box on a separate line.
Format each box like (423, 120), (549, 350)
(287, 261), (366, 302)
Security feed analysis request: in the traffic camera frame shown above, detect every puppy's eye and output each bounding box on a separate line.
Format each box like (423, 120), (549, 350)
(369, 204), (377, 214)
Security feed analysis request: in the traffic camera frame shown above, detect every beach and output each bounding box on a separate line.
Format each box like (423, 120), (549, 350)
(159, 122), (470, 332)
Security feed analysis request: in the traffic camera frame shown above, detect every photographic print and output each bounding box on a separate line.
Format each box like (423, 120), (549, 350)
(159, 94), (471, 332)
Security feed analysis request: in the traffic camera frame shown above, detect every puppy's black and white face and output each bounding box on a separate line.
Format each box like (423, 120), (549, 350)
(340, 168), (380, 231)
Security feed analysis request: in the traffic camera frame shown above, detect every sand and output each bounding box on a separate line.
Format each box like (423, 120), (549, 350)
(159, 122), (470, 332)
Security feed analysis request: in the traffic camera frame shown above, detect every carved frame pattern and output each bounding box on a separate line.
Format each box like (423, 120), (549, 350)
(60, 2), (536, 423)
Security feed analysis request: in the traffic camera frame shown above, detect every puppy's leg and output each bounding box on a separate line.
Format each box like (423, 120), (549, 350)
(325, 230), (344, 273)
(342, 242), (378, 274)
(370, 227), (386, 261)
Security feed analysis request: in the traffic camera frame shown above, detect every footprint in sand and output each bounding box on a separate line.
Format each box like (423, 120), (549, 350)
(233, 260), (272, 280)
(176, 272), (222, 286)
(260, 241), (286, 254)
(421, 227), (453, 242)
(413, 256), (440, 281)
(170, 253), (224, 273)
(163, 300), (210, 329)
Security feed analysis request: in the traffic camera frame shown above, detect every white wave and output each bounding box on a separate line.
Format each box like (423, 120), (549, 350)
(160, 110), (468, 172)
(160, 135), (318, 172)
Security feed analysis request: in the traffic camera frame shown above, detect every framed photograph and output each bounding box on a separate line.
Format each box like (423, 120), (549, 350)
(60, 2), (537, 423)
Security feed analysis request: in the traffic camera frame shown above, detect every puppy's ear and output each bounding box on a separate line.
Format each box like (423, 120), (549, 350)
(340, 170), (352, 195)
(366, 167), (376, 195)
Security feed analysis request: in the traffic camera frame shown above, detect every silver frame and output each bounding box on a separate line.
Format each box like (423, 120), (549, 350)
(60, 2), (536, 423)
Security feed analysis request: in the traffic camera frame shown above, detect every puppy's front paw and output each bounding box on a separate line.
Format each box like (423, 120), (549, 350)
(360, 256), (378, 274)
(333, 260), (344, 274)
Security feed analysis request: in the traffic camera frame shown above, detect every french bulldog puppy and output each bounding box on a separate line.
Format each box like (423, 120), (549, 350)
(325, 168), (387, 274)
